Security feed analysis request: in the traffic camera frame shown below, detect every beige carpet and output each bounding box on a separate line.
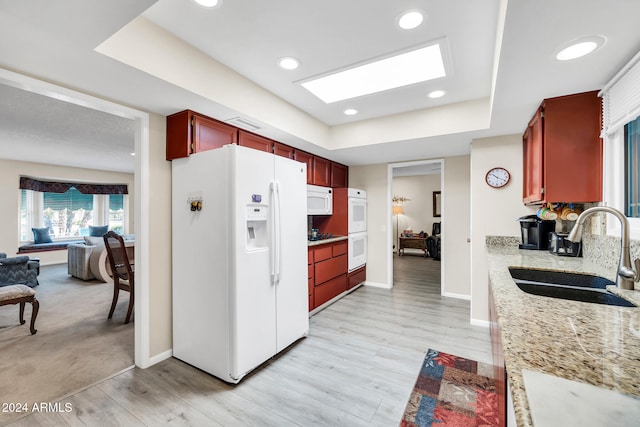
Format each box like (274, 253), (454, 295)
(0, 263), (134, 426)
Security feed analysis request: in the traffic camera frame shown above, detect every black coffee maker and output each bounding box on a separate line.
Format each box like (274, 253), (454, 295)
(518, 215), (556, 250)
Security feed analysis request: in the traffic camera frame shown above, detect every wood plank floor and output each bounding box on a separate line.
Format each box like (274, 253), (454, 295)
(8, 255), (491, 426)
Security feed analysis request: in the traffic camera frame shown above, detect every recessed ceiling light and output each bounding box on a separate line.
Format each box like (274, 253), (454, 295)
(193, 0), (221, 7)
(556, 36), (605, 61)
(130, 152), (136, 156)
(398, 11), (424, 30)
(344, 109), (358, 116)
(278, 57), (300, 70)
(428, 90), (445, 98)
(301, 43), (446, 103)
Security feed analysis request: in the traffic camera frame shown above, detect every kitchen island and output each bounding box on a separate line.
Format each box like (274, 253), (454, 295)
(487, 240), (640, 426)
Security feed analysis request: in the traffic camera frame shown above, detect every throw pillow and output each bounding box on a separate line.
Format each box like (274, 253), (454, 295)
(83, 236), (104, 247)
(32, 227), (52, 244)
(89, 225), (109, 237)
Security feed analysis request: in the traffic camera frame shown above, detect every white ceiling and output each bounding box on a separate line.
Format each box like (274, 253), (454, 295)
(0, 0), (639, 173)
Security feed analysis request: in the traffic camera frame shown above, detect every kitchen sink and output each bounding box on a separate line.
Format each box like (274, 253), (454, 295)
(508, 267), (636, 307)
(508, 267), (613, 289)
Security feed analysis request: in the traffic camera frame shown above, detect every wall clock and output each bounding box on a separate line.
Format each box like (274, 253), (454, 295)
(485, 167), (510, 188)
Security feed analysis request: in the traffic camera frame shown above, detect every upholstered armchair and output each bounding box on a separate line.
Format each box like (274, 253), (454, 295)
(0, 254), (40, 288)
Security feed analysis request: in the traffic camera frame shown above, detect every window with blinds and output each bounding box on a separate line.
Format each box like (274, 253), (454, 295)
(601, 50), (640, 224)
(626, 117), (640, 217)
(20, 188), (128, 242)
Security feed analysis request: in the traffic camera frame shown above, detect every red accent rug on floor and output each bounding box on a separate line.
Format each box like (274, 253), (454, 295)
(400, 349), (499, 427)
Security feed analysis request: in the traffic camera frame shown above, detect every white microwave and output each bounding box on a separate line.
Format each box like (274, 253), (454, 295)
(307, 185), (333, 215)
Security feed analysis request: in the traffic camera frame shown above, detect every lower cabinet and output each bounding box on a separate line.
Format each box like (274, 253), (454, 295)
(348, 266), (366, 289)
(308, 240), (350, 311)
(489, 282), (507, 427)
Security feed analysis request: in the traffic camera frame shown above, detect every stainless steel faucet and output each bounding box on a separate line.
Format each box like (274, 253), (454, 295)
(567, 206), (640, 290)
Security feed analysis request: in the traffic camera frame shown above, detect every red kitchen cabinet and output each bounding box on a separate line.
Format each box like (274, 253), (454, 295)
(315, 274), (347, 307)
(522, 91), (602, 205)
(308, 239), (349, 311)
(238, 130), (272, 153)
(166, 110), (238, 160)
(315, 255), (348, 284)
(489, 283), (506, 427)
(348, 266), (366, 289)
(313, 156), (331, 187)
(331, 162), (348, 188)
(308, 248), (314, 311)
(274, 142), (295, 159)
(295, 150), (313, 184)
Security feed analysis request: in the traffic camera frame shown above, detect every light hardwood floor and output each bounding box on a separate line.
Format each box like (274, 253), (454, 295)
(8, 255), (491, 426)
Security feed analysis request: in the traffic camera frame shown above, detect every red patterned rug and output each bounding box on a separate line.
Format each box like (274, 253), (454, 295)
(400, 349), (499, 427)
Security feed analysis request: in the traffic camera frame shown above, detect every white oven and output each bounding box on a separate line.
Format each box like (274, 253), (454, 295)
(348, 231), (367, 272)
(348, 188), (367, 233)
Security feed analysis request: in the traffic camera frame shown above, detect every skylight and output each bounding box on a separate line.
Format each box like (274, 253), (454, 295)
(301, 44), (446, 103)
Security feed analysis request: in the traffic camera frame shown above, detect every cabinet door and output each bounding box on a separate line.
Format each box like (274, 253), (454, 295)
(522, 107), (543, 204)
(274, 142), (295, 159)
(294, 150), (313, 184)
(313, 156), (331, 187)
(238, 130), (273, 153)
(543, 92), (602, 203)
(314, 273), (347, 307)
(331, 162), (348, 188)
(315, 255), (347, 284)
(166, 110), (192, 160)
(194, 114), (238, 153)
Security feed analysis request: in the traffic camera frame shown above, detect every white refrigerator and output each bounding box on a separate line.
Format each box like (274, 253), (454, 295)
(172, 144), (309, 384)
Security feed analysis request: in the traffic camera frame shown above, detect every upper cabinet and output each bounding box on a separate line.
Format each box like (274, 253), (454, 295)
(166, 110), (238, 160)
(331, 162), (348, 188)
(167, 110), (348, 187)
(522, 91), (603, 205)
(274, 142), (294, 159)
(312, 156), (331, 187)
(238, 130), (272, 153)
(294, 150), (314, 184)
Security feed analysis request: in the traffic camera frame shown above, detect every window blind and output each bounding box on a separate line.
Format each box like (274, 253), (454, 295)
(602, 50), (640, 134)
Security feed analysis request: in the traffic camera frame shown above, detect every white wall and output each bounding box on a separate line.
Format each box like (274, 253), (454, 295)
(470, 134), (535, 323)
(348, 163), (389, 287)
(147, 112), (173, 357)
(392, 174), (440, 249)
(350, 156), (472, 296)
(443, 155), (471, 297)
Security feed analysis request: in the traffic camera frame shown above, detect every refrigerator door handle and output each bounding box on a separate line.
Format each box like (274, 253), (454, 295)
(270, 181), (277, 283)
(274, 181), (282, 283)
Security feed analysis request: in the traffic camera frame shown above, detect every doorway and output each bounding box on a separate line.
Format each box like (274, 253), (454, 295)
(0, 68), (150, 367)
(387, 159), (444, 292)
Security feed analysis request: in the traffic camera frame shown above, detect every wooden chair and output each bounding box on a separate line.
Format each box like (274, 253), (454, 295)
(103, 231), (134, 324)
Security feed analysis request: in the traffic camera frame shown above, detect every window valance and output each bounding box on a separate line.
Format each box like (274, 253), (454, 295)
(19, 176), (128, 195)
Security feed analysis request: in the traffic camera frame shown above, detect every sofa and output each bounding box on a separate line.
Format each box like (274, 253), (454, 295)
(0, 253), (40, 287)
(68, 235), (134, 282)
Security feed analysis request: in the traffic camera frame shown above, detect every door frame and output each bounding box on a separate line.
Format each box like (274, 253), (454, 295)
(0, 68), (151, 367)
(387, 159), (444, 292)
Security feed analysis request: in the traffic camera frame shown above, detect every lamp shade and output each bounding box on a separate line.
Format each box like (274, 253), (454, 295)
(392, 205), (404, 215)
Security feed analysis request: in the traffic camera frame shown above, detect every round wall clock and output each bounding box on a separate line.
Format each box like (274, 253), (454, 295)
(485, 167), (510, 188)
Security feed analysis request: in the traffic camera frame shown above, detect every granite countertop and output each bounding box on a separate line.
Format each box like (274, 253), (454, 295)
(307, 235), (348, 247)
(487, 242), (640, 427)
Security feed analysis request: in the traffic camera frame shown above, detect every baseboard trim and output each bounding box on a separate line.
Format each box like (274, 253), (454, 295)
(442, 292), (471, 300)
(363, 281), (391, 289)
(470, 319), (490, 328)
(145, 349), (173, 367)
